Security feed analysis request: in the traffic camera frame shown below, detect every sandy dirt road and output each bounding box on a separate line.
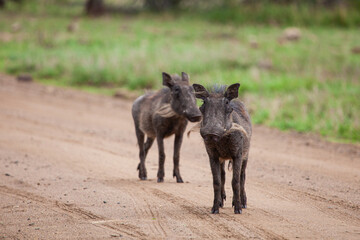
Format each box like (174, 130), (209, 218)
(0, 74), (359, 239)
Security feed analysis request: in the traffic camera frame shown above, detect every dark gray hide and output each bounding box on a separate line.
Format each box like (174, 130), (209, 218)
(132, 72), (201, 183)
(192, 83), (252, 214)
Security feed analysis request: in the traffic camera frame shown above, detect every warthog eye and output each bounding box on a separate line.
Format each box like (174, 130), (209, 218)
(224, 98), (233, 113)
(173, 86), (181, 96)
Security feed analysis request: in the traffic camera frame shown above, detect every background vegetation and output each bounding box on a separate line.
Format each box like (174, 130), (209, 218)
(0, 0), (359, 142)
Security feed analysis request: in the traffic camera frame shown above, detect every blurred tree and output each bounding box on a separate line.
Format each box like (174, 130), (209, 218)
(85, 0), (104, 15)
(241, 0), (348, 5)
(145, 0), (182, 11)
(0, 0), (23, 8)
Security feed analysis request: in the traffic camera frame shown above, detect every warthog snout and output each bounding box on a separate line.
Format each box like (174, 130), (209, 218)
(203, 134), (220, 143)
(188, 114), (202, 122)
(185, 109), (202, 122)
(200, 126), (224, 143)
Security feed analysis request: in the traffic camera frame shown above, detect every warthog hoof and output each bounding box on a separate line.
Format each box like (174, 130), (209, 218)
(241, 204), (247, 209)
(211, 207), (219, 214)
(176, 177), (184, 183)
(233, 201), (242, 214)
(173, 170), (183, 183)
(137, 163), (147, 180)
(157, 177), (164, 183)
(234, 209), (242, 214)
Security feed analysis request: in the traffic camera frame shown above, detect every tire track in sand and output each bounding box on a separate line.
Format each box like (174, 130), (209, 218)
(101, 179), (169, 238)
(150, 187), (286, 239)
(0, 185), (146, 238)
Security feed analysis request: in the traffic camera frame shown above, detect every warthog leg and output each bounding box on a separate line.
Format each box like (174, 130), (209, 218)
(135, 127), (147, 180)
(232, 155), (242, 214)
(220, 162), (226, 207)
(173, 133), (184, 183)
(156, 136), (165, 183)
(240, 157), (248, 209)
(210, 157), (222, 214)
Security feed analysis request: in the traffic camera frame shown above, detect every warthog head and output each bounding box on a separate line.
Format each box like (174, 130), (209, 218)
(163, 72), (202, 122)
(192, 83), (240, 142)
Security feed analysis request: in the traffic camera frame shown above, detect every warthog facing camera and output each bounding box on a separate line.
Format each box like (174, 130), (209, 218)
(191, 83), (252, 214)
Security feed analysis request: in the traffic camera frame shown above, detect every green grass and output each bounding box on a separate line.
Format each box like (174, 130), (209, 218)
(0, 1), (359, 142)
(197, 3), (360, 28)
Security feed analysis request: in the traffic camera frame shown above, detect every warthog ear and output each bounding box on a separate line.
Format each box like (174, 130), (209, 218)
(224, 83), (240, 100)
(192, 84), (209, 100)
(181, 72), (190, 84)
(162, 72), (174, 89)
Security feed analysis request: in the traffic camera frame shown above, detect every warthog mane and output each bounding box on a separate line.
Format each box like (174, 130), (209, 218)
(155, 104), (177, 118)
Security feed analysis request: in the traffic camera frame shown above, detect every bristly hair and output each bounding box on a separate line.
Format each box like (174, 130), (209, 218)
(171, 74), (181, 83)
(206, 84), (227, 95)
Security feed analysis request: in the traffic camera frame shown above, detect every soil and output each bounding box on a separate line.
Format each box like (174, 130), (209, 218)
(1, 74), (359, 239)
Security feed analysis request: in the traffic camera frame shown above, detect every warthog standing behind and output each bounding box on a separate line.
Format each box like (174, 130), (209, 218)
(132, 72), (202, 183)
(191, 83), (252, 214)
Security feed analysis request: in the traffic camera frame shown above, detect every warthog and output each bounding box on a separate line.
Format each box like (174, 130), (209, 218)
(191, 83), (252, 214)
(132, 72), (202, 183)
